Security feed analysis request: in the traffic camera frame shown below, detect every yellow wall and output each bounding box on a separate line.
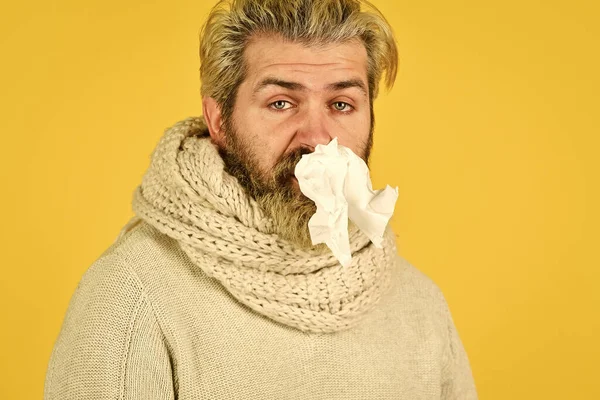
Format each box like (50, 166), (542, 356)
(1, 0), (598, 398)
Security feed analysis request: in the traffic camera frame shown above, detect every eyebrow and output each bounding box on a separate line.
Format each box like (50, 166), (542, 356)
(253, 77), (368, 97)
(326, 79), (368, 97)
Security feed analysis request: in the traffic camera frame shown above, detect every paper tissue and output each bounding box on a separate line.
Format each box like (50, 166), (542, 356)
(294, 138), (398, 267)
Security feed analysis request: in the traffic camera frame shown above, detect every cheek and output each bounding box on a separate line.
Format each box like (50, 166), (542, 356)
(336, 111), (371, 155)
(253, 117), (297, 166)
(234, 113), (291, 173)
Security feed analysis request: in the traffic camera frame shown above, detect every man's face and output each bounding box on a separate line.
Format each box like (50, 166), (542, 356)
(214, 35), (373, 248)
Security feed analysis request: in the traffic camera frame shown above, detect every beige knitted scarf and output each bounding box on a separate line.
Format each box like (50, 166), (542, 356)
(131, 116), (398, 333)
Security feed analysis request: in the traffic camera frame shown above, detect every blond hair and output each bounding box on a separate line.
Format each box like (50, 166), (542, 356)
(199, 0), (398, 121)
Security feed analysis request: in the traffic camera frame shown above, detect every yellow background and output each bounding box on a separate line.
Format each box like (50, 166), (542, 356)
(1, 0), (598, 398)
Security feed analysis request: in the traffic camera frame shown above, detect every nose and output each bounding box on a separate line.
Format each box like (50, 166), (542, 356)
(294, 106), (333, 150)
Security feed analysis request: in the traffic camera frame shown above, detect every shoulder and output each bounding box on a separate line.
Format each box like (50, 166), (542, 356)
(70, 245), (145, 317)
(104, 217), (213, 298)
(105, 216), (183, 271)
(54, 226), (160, 343)
(45, 226), (176, 399)
(52, 218), (185, 348)
(395, 255), (447, 304)
(391, 260), (478, 398)
(387, 255), (456, 330)
(95, 217), (225, 331)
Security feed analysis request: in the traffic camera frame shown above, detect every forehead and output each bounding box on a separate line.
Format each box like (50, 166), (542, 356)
(242, 35), (369, 88)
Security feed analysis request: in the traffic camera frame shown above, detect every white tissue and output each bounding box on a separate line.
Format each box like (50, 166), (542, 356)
(294, 138), (398, 267)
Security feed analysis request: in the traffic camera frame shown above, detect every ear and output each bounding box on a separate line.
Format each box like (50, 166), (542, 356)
(202, 96), (225, 147)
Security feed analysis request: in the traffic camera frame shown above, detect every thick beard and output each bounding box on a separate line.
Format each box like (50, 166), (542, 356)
(217, 117), (373, 251)
(217, 121), (321, 250)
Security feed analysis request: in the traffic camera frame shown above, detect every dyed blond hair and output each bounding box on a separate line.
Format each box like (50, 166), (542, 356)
(199, 0), (398, 121)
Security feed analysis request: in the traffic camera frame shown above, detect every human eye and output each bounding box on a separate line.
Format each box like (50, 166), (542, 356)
(331, 101), (354, 113)
(269, 100), (294, 111)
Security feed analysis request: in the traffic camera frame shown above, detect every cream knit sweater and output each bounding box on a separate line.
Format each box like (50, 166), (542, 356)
(44, 117), (478, 399)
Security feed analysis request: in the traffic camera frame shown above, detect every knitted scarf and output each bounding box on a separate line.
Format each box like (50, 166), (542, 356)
(131, 116), (398, 333)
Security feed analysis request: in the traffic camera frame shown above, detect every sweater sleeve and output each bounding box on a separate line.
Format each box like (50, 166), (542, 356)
(44, 252), (175, 400)
(439, 292), (478, 400)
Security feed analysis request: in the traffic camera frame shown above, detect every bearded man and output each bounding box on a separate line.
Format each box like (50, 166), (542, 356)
(44, 0), (478, 399)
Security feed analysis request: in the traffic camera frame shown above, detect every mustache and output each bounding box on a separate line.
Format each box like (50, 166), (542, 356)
(272, 146), (314, 185)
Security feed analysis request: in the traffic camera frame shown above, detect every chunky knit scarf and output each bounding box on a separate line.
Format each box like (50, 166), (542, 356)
(131, 116), (398, 333)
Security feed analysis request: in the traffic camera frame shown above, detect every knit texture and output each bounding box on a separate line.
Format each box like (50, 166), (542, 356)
(44, 116), (478, 399)
(131, 116), (396, 333)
